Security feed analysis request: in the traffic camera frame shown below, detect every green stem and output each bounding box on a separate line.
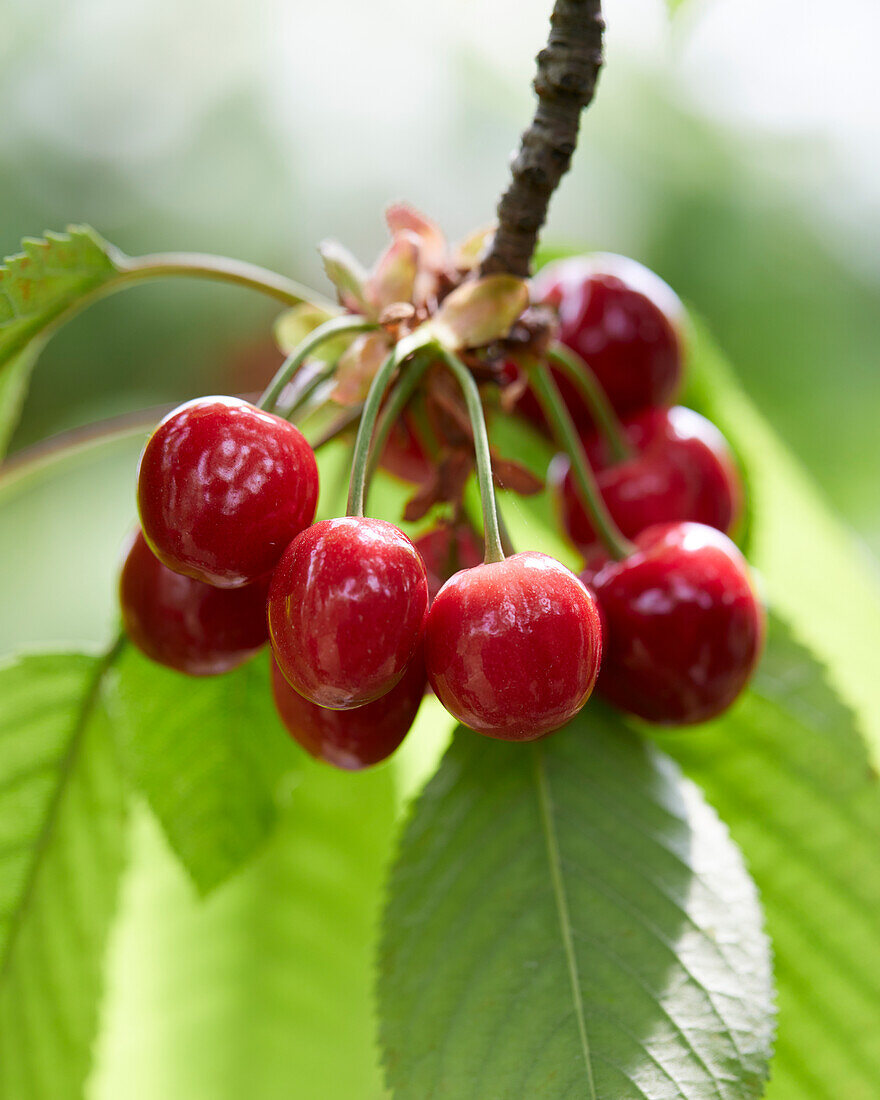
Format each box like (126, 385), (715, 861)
(364, 354), (432, 487)
(115, 250), (338, 312)
(257, 316), (378, 412)
(547, 344), (633, 463)
(435, 346), (505, 565)
(346, 333), (426, 518)
(527, 361), (632, 561)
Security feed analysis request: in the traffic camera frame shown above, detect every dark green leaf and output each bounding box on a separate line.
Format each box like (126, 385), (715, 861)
(0, 228), (121, 456)
(659, 614), (880, 1098)
(0, 651), (127, 1099)
(108, 646), (301, 896)
(380, 712), (774, 1099)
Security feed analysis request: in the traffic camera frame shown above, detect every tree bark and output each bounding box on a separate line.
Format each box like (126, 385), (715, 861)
(479, 0), (604, 278)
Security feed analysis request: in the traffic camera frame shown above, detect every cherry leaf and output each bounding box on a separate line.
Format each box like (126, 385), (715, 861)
(318, 239), (368, 312)
(431, 275), (528, 350)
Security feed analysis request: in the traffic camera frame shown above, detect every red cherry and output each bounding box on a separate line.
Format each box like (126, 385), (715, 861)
(270, 649), (426, 770)
(589, 522), (764, 725)
(137, 396), (318, 588)
(119, 529), (268, 676)
(268, 517), (429, 709)
(556, 405), (742, 554)
(531, 253), (685, 426)
(414, 522), (484, 602)
(424, 552), (603, 741)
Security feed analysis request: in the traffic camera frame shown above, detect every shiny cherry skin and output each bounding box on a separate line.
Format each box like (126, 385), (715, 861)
(415, 522), (483, 603)
(270, 648), (426, 770)
(589, 522), (765, 725)
(268, 517), (429, 709)
(532, 253), (685, 425)
(424, 552), (603, 741)
(556, 406), (742, 554)
(119, 529), (269, 676)
(137, 396), (319, 588)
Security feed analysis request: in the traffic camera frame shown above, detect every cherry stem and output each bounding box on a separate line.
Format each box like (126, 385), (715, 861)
(346, 333), (426, 519)
(526, 360), (632, 561)
(115, 251), (339, 312)
(547, 344), (633, 463)
(434, 346), (505, 565)
(364, 353), (432, 490)
(257, 316), (378, 413)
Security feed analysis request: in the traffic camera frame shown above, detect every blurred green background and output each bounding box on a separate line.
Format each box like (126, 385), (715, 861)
(3, 0), (879, 555)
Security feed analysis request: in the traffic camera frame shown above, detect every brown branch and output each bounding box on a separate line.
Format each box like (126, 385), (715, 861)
(479, 0), (604, 278)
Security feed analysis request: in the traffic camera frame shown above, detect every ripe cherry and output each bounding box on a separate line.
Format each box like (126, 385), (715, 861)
(531, 253), (685, 425)
(268, 517), (429, 709)
(555, 406), (742, 554)
(119, 529), (269, 676)
(414, 522), (483, 602)
(588, 522), (764, 725)
(137, 396), (318, 588)
(270, 648), (426, 770)
(424, 552), (603, 741)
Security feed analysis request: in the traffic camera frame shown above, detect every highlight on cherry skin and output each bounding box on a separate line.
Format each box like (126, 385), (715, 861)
(270, 646), (427, 770)
(587, 521), (765, 726)
(554, 404), (743, 554)
(268, 517), (429, 710)
(137, 395), (319, 588)
(423, 552), (604, 741)
(528, 252), (686, 428)
(120, 529), (269, 677)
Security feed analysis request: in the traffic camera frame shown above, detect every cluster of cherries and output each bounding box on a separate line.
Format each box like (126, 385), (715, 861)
(119, 250), (764, 770)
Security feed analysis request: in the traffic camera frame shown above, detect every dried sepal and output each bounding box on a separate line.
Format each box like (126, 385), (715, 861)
(431, 275), (529, 350)
(274, 302), (339, 355)
(386, 204), (447, 270)
(491, 457), (544, 496)
(331, 332), (390, 406)
(452, 224), (496, 271)
(365, 234), (419, 314)
(319, 239), (369, 312)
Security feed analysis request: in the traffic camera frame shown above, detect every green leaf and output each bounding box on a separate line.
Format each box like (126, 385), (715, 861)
(683, 319), (880, 751)
(430, 274), (529, 349)
(658, 614), (880, 1099)
(0, 651), (127, 1100)
(379, 713), (774, 1099)
(108, 646), (301, 896)
(0, 228), (121, 456)
(91, 753), (400, 1100)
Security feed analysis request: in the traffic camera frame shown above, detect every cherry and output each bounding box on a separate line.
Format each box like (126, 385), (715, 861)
(137, 396), (318, 588)
(270, 647), (425, 769)
(530, 253), (685, 427)
(119, 529), (269, 676)
(268, 517), (429, 709)
(588, 522), (764, 725)
(555, 405), (742, 554)
(424, 552), (603, 741)
(414, 522), (483, 602)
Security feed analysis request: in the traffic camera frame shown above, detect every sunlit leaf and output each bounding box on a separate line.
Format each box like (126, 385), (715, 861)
(108, 646), (300, 896)
(660, 614), (880, 1098)
(0, 651), (127, 1100)
(0, 227), (121, 457)
(380, 712), (774, 1099)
